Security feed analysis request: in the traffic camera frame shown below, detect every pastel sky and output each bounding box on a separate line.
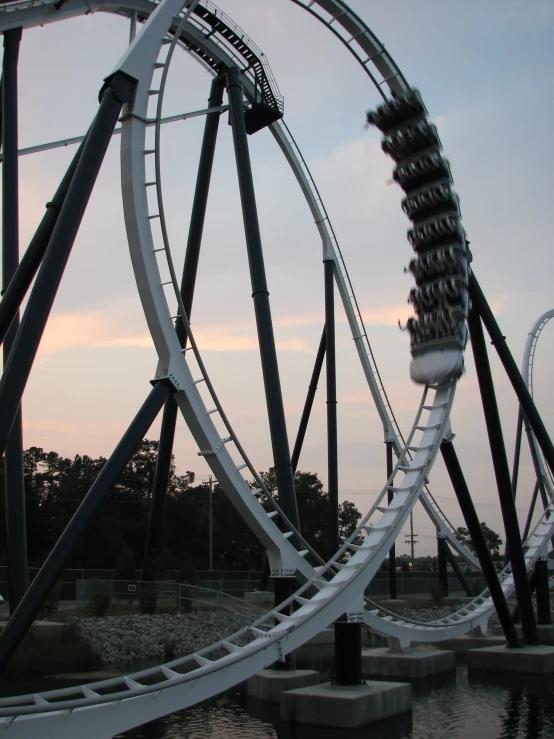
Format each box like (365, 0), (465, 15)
(3, 0), (553, 556)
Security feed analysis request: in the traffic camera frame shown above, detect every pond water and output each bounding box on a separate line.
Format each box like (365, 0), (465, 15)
(4, 661), (554, 738)
(112, 665), (554, 739)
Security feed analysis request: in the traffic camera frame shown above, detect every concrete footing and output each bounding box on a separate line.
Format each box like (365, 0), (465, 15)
(246, 669), (319, 702)
(280, 680), (411, 729)
(362, 647), (455, 679)
(491, 624), (554, 645)
(467, 645), (554, 674)
(438, 635), (506, 653)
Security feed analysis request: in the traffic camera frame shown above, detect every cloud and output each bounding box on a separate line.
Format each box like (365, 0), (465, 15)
(36, 308), (314, 357)
(37, 312), (153, 355)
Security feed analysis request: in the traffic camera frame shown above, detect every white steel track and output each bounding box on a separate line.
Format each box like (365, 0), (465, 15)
(1, 1), (553, 736)
(522, 310), (554, 497)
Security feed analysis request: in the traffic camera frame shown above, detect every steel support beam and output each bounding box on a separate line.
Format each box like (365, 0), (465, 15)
(291, 326), (326, 473)
(226, 65), (300, 535)
(443, 539), (473, 597)
(535, 558), (551, 626)
(386, 440), (397, 598)
(273, 578), (294, 670)
(325, 260), (339, 559)
(2, 27), (28, 614)
(440, 440), (521, 647)
(0, 381), (170, 674)
(0, 72), (136, 463)
(511, 408), (524, 499)
(142, 397), (177, 581)
(0, 137), (85, 347)
(470, 273), (554, 480)
(0, 75), (3, 151)
(523, 482), (540, 543)
(437, 536), (449, 597)
(334, 620), (363, 685)
(467, 305), (537, 645)
(143, 77), (225, 580)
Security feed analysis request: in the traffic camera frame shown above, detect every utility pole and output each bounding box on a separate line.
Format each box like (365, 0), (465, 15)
(404, 512), (418, 563)
(208, 476), (213, 572)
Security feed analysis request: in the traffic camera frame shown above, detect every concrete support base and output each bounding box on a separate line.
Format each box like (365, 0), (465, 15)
(243, 590), (273, 604)
(467, 645), (554, 674)
(438, 635), (506, 653)
(280, 680), (411, 729)
(362, 647), (455, 679)
(491, 624), (554, 645)
(246, 669), (319, 702)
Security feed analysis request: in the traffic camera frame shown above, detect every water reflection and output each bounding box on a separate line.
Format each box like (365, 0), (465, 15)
(6, 663), (554, 738)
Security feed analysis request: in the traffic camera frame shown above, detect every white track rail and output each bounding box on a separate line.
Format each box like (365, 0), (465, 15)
(522, 310), (554, 496)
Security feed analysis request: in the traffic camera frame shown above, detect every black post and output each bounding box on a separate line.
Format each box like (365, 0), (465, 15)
(535, 558), (551, 626)
(443, 540), (473, 597)
(523, 413), (550, 512)
(440, 440), (521, 647)
(225, 66), (300, 535)
(143, 77), (225, 580)
(334, 620), (363, 685)
(0, 382), (170, 674)
(2, 27), (28, 614)
(511, 408), (524, 499)
(273, 578), (293, 670)
(0, 136), (86, 347)
(386, 441), (397, 598)
(470, 273), (554, 480)
(522, 482), (540, 543)
(291, 326), (326, 473)
(325, 260), (339, 559)
(0, 74), (3, 151)
(142, 397), (177, 581)
(437, 536), (449, 597)
(467, 304), (538, 646)
(0, 72), (136, 463)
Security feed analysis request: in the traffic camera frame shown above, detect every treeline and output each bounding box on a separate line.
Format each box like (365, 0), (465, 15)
(0, 441), (361, 576)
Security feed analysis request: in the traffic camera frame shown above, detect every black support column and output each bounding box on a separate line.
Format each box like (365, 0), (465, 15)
(441, 440), (521, 647)
(511, 408), (524, 499)
(443, 541), (473, 597)
(143, 77), (225, 580)
(535, 557), (551, 626)
(325, 259), (339, 559)
(0, 72), (136, 463)
(2, 27), (28, 614)
(291, 326), (326, 472)
(437, 536), (449, 597)
(470, 273), (554, 479)
(225, 66), (300, 535)
(0, 381), (171, 674)
(468, 304), (538, 645)
(334, 619), (363, 685)
(0, 138), (85, 347)
(386, 441), (397, 598)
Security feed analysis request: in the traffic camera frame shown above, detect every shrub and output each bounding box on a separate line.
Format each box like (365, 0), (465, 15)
(87, 579), (112, 616)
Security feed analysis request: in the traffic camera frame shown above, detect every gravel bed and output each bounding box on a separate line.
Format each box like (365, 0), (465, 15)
(76, 611), (256, 665)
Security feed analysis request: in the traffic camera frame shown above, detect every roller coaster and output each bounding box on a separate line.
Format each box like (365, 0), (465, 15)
(0, 1), (552, 737)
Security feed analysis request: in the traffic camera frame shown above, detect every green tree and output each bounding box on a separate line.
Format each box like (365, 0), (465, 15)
(455, 522), (502, 560)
